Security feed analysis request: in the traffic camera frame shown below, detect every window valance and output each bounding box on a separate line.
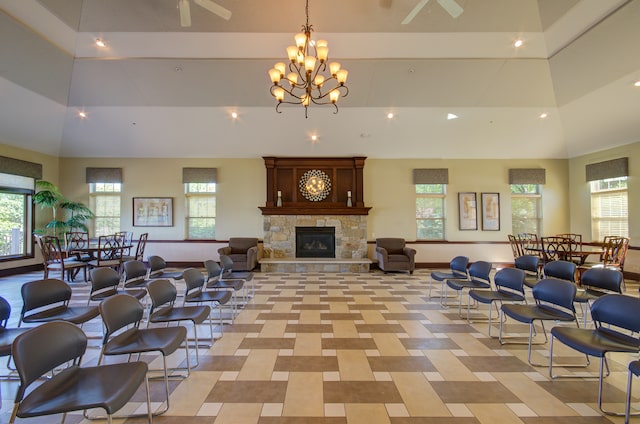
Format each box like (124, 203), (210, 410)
(182, 168), (217, 184)
(413, 168), (449, 184)
(508, 168), (546, 185)
(585, 157), (628, 182)
(86, 167), (123, 183)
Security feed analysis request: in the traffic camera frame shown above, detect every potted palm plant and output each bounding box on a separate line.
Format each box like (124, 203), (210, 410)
(33, 180), (94, 238)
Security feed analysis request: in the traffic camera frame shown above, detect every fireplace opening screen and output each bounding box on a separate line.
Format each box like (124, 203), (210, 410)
(295, 227), (336, 258)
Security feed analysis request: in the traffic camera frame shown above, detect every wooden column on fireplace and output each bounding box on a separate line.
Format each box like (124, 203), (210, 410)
(259, 157), (371, 216)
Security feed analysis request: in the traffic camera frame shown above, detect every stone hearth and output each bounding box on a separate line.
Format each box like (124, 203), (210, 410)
(261, 215), (369, 272)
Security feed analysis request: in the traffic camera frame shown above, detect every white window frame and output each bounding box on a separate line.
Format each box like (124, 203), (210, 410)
(0, 173), (34, 258)
(415, 183), (446, 240)
(590, 176), (628, 240)
(510, 184), (542, 236)
(90, 183), (121, 237)
(185, 182), (216, 240)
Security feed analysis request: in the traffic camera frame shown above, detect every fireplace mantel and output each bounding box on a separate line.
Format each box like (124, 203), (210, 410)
(260, 157), (371, 216)
(259, 206), (371, 215)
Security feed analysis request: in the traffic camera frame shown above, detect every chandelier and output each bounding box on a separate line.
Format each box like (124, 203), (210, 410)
(268, 0), (349, 118)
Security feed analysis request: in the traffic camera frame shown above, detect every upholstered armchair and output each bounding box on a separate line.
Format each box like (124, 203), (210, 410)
(217, 237), (259, 271)
(375, 238), (416, 274)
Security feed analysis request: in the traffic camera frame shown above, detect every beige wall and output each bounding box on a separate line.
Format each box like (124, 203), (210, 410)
(58, 157), (265, 240)
(55, 156), (571, 245)
(365, 158), (569, 241)
(3, 142), (637, 271)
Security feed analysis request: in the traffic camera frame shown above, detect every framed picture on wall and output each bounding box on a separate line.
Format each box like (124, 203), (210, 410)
(458, 192), (477, 230)
(133, 197), (173, 227)
(481, 192), (500, 231)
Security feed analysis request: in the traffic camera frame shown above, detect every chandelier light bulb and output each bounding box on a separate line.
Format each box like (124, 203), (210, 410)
(287, 73), (298, 86)
(336, 69), (348, 84)
(330, 90), (340, 103)
(287, 46), (298, 61)
(304, 56), (316, 73)
(314, 75), (325, 87)
(269, 68), (281, 83)
(295, 33), (307, 49)
(329, 62), (341, 76)
(274, 87), (285, 102)
(316, 46), (329, 62)
(274, 62), (286, 76)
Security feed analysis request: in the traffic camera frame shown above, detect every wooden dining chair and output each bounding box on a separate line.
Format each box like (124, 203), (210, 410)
(40, 236), (88, 282)
(540, 236), (573, 264)
(64, 231), (92, 262)
(88, 234), (123, 274)
(115, 231), (134, 257)
(123, 232), (148, 262)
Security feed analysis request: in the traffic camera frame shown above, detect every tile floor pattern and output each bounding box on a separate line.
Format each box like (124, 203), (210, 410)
(1, 269), (639, 423)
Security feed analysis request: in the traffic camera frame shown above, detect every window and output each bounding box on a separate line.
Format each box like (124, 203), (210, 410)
(416, 184), (445, 240)
(511, 184), (541, 235)
(590, 176), (628, 240)
(186, 183), (216, 239)
(90, 183), (121, 236)
(0, 173), (34, 259)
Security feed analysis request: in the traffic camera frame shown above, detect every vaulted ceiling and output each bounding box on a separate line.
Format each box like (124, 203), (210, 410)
(0, 0), (638, 159)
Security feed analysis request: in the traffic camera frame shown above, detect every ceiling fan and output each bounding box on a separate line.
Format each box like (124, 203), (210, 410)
(401, 0), (463, 25)
(178, 0), (232, 27)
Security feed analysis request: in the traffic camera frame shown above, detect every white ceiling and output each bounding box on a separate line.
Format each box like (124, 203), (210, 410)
(0, 0), (638, 159)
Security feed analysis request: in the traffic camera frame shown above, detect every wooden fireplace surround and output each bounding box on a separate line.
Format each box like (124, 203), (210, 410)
(259, 157), (371, 215)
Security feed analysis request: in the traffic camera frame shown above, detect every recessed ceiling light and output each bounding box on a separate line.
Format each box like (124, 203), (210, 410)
(231, 112), (238, 119)
(387, 112), (394, 119)
(95, 39), (106, 47)
(311, 134), (318, 142)
(634, 80), (640, 87)
(514, 39), (523, 48)
(78, 111), (87, 119)
(539, 112), (548, 119)
(447, 113), (458, 120)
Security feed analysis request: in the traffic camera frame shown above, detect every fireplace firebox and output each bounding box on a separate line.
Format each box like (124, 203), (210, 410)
(295, 227), (335, 258)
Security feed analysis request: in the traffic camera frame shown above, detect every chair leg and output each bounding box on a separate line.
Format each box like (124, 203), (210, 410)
(499, 314), (550, 367)
(592, 354), (637, 417)
(625, 366), (640, 424)
(548, 334), (593, 378)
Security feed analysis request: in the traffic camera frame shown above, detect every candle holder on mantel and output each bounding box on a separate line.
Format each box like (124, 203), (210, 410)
(347, 190), (353, 207)
(276, 190), (283, 207)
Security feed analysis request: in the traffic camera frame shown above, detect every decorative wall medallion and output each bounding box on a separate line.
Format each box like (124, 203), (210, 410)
(299, 169), (331, 201)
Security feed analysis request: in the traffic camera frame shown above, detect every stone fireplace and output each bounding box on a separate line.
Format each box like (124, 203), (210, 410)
(259, 157), (371, 272)
(261, 215), (370, 272)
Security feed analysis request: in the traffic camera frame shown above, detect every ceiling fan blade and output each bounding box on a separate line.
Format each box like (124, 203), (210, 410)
(193, 0), (232, 20)
(401, 0), (430, 25)
(178, 0), (191, 27)
(437, 0), (463, 18)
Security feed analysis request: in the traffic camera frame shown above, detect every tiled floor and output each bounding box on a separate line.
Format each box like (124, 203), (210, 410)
(1, 268), (639, 423)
